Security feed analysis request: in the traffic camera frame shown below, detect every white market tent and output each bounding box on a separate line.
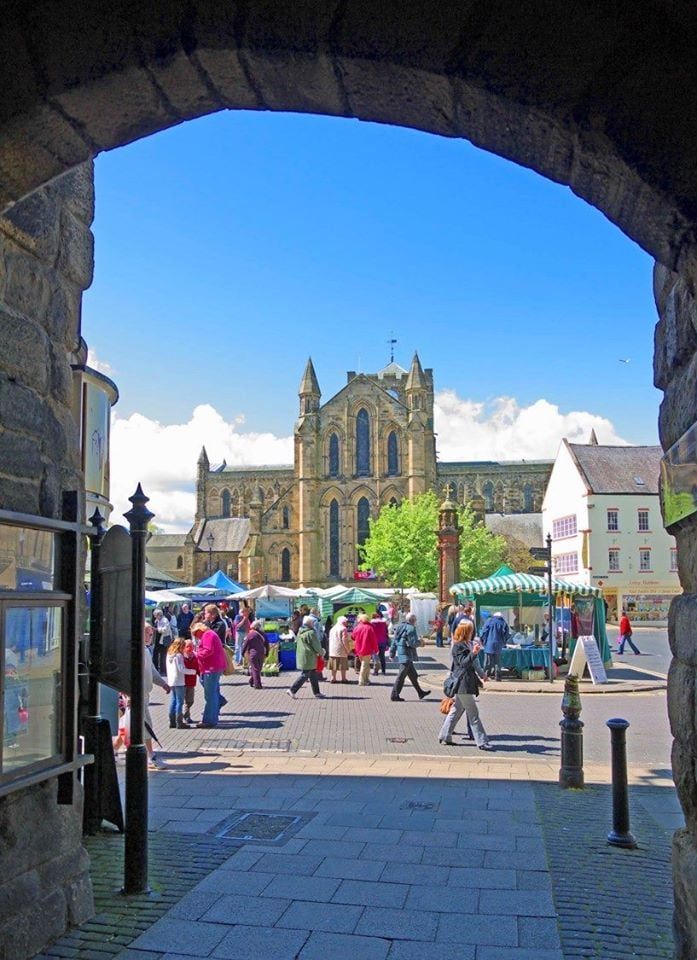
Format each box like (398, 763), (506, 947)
(227, 584), (304, 601)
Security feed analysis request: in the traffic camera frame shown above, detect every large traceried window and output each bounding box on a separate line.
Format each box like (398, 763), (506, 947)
(221, 489), (231, 517)
(282, 505), (290, 529)
(355, 409), (371, 476)
(329, 500), (340, 577)
(483, 481), (494, 511)
(357, 497), (371, 551)
(328, 433), (340, 477)
(523, 483), (534, 512)
(280, 548), (291, 582)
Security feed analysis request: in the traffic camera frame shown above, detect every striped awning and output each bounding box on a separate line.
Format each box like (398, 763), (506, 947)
(449, 571), (600, 598)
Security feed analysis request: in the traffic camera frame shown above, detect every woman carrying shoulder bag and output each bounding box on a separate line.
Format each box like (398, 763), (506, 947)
(438, 620), (493, 750)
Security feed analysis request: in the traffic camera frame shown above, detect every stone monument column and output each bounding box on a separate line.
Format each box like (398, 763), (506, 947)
(437, 486), (461, 604)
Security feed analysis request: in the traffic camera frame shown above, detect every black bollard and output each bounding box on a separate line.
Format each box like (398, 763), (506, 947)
(606, 718), (637, 848)
(559, 674), (584, 788)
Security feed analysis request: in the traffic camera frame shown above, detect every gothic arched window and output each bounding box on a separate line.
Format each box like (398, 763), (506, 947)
(387, 431), (399, 476)
(329, 500), (340, 577)
(483, 481), (494, 512)
(281, 548), (291, 582)
(328, 433), (340, 477)
(357, 497), (371, 548)
(356, 409), (371, 476)
(389, 497), (399, 508)
(231, 490), (240, 516)
(221, 489), (231, 517)
(282, 505), (290, 529)
(523, 483), (534, 512)
(176, 555), (183, 569)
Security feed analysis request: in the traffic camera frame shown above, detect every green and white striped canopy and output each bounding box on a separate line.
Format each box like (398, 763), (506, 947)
(450, 570), (600, 598)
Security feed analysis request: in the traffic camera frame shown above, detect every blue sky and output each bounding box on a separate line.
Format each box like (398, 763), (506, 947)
(86, 110), (657, 435)
(82, 110), (660, 527)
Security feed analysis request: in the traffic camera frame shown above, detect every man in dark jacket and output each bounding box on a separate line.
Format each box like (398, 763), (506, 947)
(177, 602), (194, 640)
(389, 614), (430, 702)
(479, 611), (510, 681)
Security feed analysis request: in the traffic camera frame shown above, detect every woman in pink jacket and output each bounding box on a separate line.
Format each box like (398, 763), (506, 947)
(194, 625), (227, 728)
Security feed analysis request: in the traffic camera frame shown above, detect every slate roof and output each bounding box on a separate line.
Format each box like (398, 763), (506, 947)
(486, 513), (543, 548)
(148, 533), (188, 548)
(190, 517), (251, 552)
(567, 443), (662, 494)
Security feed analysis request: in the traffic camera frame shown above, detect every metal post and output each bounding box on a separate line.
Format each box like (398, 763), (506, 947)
(123, 484), (154, 894)
(547, 533), (554, 683)
(559, 674), (584, 788)
(83, 508), (106, 833)
(606, 718), (637, 848)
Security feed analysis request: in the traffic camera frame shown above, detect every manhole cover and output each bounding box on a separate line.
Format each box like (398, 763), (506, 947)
(387, 737), (412, 744)
(215, 812), (300, 842)
(400, 800), (438, 811)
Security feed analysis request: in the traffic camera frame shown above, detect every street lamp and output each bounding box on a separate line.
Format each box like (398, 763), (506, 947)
(206, 531), (215, 574)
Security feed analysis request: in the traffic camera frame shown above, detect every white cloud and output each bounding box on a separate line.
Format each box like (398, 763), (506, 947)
(86, 349), (114, 377)
(108, 394), (626, 532)
(109, 404), (293, 532)
(434, 391), (627, 461)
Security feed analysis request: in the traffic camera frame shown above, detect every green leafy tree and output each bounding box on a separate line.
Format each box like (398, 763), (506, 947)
(359, 493), (506, 591)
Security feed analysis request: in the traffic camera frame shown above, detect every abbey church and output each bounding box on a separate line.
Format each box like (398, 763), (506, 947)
(150, 355), (552, 586)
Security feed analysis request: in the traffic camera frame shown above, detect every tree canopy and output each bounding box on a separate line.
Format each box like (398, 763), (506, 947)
(359, 491), (506, 592)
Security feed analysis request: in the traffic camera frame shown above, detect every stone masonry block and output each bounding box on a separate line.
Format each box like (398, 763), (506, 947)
(658, 349), (697, 450)
(0, 377), (47, 437)
(0, 308), (50, 394)
(2, 887), (67, 960)
(673, 517), (697, 593)
(668, 659), (697, 749)
(672, 738), (697, 836)
(2, 251), (55, 325)
(49, 342), (75, 407)
(46, 161), (95, 227)
(0, 429), (43, 479)
(0, 474), (40, 513)
(48, 279), (82, 347)
(674, 829), (697, 960)
(243, 49), (347, 116)
(57, 207), (94, 289)
(1, 187), (60, 261)
(654, 269), (697, 390)
(669, 595), (697, 666)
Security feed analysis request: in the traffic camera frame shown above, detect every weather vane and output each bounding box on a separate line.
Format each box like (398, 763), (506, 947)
(387, 333), (397, 363)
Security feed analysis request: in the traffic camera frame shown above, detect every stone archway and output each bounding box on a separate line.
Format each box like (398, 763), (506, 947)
(2, 3), (697, 957)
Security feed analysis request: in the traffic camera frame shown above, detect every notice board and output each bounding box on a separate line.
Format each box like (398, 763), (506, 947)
(568, 634), (608, 684)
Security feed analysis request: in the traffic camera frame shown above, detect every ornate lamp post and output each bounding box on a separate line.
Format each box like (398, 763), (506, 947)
(437, 484), (461, 605)
(207, 531), (215, 574)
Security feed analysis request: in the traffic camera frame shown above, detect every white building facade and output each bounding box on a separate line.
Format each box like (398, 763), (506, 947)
(542, 440), (680, 624)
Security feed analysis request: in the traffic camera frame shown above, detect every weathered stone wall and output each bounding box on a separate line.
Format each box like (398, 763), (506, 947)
(0, 163), (95, 958)
(654, 261), (697, 959)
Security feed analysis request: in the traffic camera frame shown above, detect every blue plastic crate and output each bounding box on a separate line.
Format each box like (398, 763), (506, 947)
(279, 648), (296, 672)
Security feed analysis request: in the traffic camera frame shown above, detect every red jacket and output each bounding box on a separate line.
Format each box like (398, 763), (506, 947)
(619, 615), (631, 636)
(370, 617), (389, 648)
(352, 620), (378, 656)
(183, 653), (199, 688)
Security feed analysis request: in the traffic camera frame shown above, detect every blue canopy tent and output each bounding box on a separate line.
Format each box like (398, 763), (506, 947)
(195, 570), (245, 592)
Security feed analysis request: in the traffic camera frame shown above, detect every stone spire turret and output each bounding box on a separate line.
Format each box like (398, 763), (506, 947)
(588, 428), (599, 445)
(299, 357), (321, 415)
(405, 352), (427, 395)
(195, 446), (210, 520)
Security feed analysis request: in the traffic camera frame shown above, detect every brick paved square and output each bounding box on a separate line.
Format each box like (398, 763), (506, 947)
(351, 827), (403, 844)
(436, 914), (518, 945)
(218, 849), (264, 871)
(477, 890), (556, 917)
(299, 931), (390, 960)
(421, 847), (485, 868)
(483, 850), (548, 870)
(196, 869), (275, 894)
(518, 916), (562, 948)
(477, 949), (563, 960)
(380, 862), (445, 886)
(201, 893), (290, 925)
(301, 839), (366, 859)
(251, 853), (323, 876)
(130, 918), (227, 955)
(263, 874), (340, 902)
(276, 901), (364, 934)
(315, 857), (385, 881)
(447, 867), (516, 889)
(400, 830), (457, 849)
(388, 943), (475, 960)
(332, 879), (408, 909)
(169, 889), (222, 920)
(212, 925), (309, 960)
(516, 870), (553, 892)
(359, 843), (424, 864)
(355, 907), (438, 941)
(403, 885), (474, 914)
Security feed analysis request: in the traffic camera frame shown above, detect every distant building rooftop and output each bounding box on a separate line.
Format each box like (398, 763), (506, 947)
(568, 443), (662, 494)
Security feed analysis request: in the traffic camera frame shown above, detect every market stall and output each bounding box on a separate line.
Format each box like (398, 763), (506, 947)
(449, 565), (610, 677)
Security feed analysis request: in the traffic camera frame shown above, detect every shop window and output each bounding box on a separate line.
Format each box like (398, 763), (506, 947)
(638, 509), (649, 531)
(280, 548), (291, 582)
(355, 409), (371, 476)
(639, 548), (651, 571)
(608, 549), (620, 571)
(671, 547), (678, 572)
(328, 434), (340, 477)
(607, 509), (619, 531)
(221, 489), (231, 518)
(552, 515), (577, 540)
(329, 500), (340, 577)
(387, 431), (399, 475)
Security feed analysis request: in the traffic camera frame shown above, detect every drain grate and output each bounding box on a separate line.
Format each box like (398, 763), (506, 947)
(213, 812), (301, 842)
(400, 800), (438, 811)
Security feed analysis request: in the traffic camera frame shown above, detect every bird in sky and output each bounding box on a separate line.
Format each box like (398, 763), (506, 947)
(618, 358), (631, 363)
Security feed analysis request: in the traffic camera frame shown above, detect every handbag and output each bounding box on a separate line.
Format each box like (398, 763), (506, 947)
(440, 696), (454, 715)
(443, 672), (459, 697)
(223, 644), (236, 676)
(316, 655), (325, 673)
